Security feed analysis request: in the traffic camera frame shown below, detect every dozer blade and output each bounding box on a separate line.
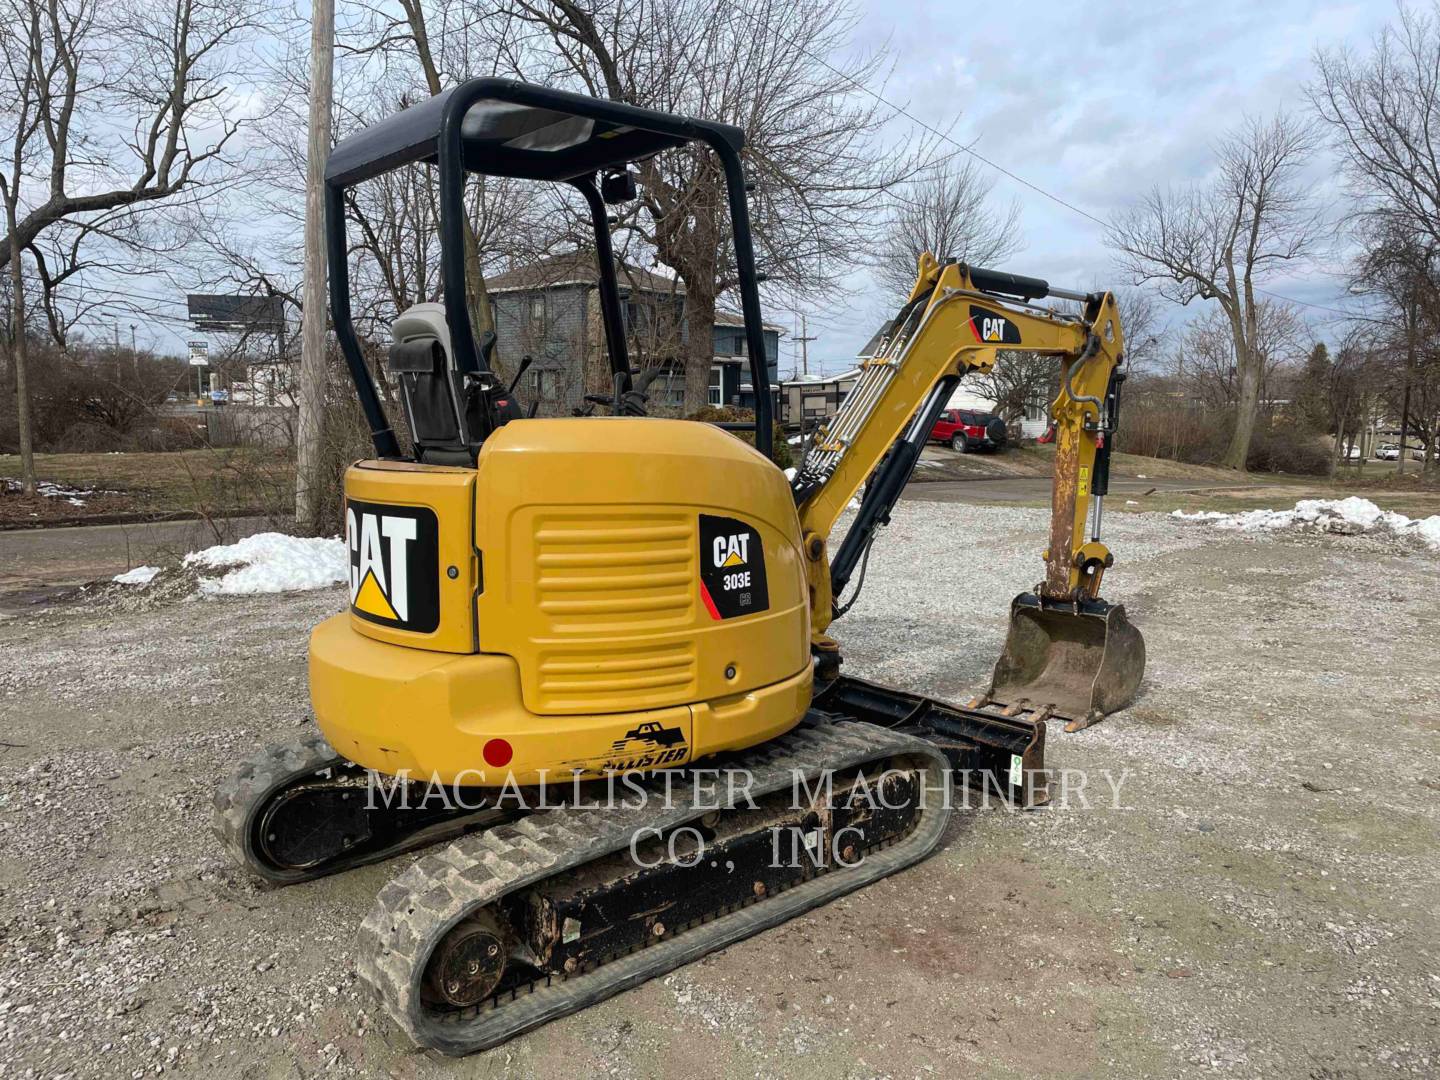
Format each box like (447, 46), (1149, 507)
(985, 592), (1145, 733)
(812, 674), (1049, 808)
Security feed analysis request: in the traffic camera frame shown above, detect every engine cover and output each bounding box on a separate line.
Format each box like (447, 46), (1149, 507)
(473, 417), (809, 718)
(318, 417), (813, 784)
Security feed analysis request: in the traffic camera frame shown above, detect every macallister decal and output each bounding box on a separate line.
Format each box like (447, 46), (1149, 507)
(698, 513), (770, 620)
(968, 305), (1022, 345)
(561, 721), (690, 773)
(605, 721), (689, 769)
(346, 498), (440, 633)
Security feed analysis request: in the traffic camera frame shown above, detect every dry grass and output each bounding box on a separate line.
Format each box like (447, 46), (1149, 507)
(916, 444), (1280, 485)
(0, 448), (294, 527)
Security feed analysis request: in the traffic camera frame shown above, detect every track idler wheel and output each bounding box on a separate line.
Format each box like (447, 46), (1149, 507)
(423, 910), (510, 1009)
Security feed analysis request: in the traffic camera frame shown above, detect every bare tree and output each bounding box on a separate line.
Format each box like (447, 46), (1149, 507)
(1114, 287), (1164, 372)
(1329, 331), (1383, 465)
(1109, 113), (1321, 470)
(0, 0), (262, 492)
(1350, 218), (1438, 473)
(197, 0), (548, 397)
(971, 351), (1052, 431)
(496, 0), (934, 412)
(965, 284), (1160, 439)
(340, 158), (547, 365)
(0, 0), (44, 491)
(343, 0), (525, 345)
(1176, 299), (1308, 412)
(1311, 5), (1440, 245)
(875, 156), (1021, 298)
(25, 208), (167, 347)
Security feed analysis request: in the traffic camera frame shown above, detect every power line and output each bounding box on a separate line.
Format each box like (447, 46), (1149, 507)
(712, 0), (1373, 323)
(712, 0), (1107, 224)
(1236, 287), (1378, 321)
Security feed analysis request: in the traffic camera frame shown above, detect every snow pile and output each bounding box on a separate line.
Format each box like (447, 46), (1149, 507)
(113, 565), (161, 586)
(3, 478), (112, 506)
(1173, 497), (1440, 550)
(183, 532), (347, 595)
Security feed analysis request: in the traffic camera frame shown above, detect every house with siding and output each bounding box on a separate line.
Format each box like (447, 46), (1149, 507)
(484, 252), (783, 416)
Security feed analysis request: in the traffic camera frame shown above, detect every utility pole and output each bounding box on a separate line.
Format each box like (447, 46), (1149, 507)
(793, 313), (816, 378)
(295, 0), (334, 533)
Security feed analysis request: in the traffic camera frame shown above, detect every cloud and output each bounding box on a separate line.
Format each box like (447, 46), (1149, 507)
(780, 0), (1393, 374)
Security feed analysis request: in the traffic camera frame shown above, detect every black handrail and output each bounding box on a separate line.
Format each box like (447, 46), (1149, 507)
(704, 133), (772, 458)
(324, 185), (400, 458)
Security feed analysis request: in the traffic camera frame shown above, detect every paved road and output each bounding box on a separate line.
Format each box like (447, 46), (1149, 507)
(0, 515), (274, 615)
(903, 475), (1213, 505)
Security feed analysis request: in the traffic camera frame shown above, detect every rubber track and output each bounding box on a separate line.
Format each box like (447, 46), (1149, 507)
(213, 732), (347, 885)
(214, 732), (497, 886)
(356, 720), (952, 1055)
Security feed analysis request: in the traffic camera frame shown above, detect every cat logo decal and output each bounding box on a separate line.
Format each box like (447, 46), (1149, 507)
(346, 500), (440, 632)
(698, 514), (770, 620)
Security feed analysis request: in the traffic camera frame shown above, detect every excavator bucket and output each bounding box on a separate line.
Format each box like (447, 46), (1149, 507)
(985, 592), (1145, 732)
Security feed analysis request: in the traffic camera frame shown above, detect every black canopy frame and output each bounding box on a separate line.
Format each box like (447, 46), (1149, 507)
(323, 78), (773, 459)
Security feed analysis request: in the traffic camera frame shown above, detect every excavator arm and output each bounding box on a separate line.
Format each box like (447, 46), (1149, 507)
(792, 253), (1144, 730)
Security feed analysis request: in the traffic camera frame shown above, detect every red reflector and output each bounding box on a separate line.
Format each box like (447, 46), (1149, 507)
(483, 739), (513, 768)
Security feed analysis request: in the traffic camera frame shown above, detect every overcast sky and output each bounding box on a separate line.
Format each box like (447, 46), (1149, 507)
(782, 0), (1396, 377)
(108, 1), (1398, 365)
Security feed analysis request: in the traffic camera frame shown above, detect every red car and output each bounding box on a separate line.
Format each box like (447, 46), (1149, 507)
(930, 408), (1008, 453)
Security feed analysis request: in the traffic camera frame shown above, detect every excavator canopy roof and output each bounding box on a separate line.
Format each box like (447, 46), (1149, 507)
(324, 78), (772, 463)
(325, 77), (744, 188)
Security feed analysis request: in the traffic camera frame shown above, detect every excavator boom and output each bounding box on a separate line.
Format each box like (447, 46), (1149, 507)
(792, 253), (1146, 729)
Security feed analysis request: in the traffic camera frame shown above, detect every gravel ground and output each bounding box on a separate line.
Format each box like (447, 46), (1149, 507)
(0, 502), (1437, 1079)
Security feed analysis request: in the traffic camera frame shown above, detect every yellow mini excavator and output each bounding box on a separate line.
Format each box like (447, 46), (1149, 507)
(214, 79), (1145, 1055)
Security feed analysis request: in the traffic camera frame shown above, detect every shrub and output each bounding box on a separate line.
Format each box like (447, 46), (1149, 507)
(1117, 395), (1331, 476)
(1245, 425), (1331, 476)
(54, 421), (129, 453)
(1119, 399), (1213, 465)
(135, 417), (209, 452)
(0, 341), (189, 453)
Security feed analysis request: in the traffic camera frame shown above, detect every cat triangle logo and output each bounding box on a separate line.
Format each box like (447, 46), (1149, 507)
(346, 500), (439, 633)
(353, 567), (399, 621)
(721, 550), (745, 567)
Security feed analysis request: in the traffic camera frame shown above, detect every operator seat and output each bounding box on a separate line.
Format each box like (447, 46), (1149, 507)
(388, 303), (521, 465)
(389, 303), (469, 465)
